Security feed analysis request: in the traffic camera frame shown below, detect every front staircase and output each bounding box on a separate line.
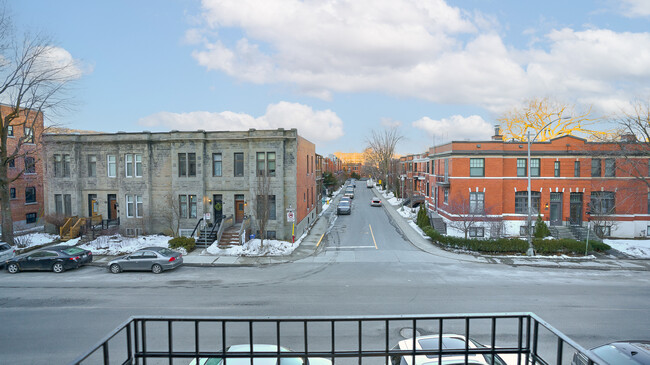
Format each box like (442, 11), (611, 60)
(428, 211), (447, 234)
(549, 226), (575, 240)
(60, 217), (86, 242)
(195, 223), (219, 248)
(217, 224), (242, 248)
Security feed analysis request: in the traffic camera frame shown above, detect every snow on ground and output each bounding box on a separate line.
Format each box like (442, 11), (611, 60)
(408, 221), (430, 240)
(206, 238), (299, 256)
(4, 233), (60, 249)
(397, 206), (417, 220)
(604, 239), (650, 258)
(79, 234), (175, 255)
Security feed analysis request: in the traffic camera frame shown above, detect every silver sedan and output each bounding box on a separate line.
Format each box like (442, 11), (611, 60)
(108, 246), (183, 274)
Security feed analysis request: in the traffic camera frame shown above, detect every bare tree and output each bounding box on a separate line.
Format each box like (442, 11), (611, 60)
(0, 7), (79, 244)
(443, 194), (498, 239)
(365, 127), (403, 190)
(252, 169), (272, 251)
(161, 193), (181, 237)
(608, 99), (650, 189)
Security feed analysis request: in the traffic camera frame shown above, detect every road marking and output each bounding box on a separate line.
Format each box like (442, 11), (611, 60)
(369, 224), (378, 250)
(327, 246), (376, 250)
(316, 233), (325, 248)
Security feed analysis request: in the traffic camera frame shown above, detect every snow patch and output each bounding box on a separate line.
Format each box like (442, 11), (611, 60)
(206, 238), (299, 256)
(604, 239), (650, 258)
(79, 234), (174, 255)
(5, 233), (60, 249)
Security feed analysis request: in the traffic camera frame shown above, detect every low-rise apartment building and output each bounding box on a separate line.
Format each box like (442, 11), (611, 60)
(42, 128), (318, 241)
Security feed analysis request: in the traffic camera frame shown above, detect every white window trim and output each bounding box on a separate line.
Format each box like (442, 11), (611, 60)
(125, 154), (133, 178)
(108, 155), (116, 178)
(126, 195), (134, 218)
(135, 195), (143, 218)
(135, 154), (142, 177)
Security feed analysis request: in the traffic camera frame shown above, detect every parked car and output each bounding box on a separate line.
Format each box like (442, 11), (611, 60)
(50, 245), (93, 266)
(572, 340), (650, 365)
(189, 344), (333, 365)
(337, 201), (351, 215)
(340, 196), (351, 204)
(391, 334), (508, 365)
(5, 248), (85, 274)
(344, 189), (355, 199)
(0, 242), (16, 267)
(366, 179), (374, 188)
(371, 197), (382, 207)
(108, 246), (183, 274)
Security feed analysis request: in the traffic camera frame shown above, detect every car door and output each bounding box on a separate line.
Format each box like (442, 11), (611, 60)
(122, 252), (144, 271)
(21, 251), (46, 270)
(137, 251), (158, 270)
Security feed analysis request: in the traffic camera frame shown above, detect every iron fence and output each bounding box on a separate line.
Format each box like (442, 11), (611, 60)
(72, 313), (604, 365)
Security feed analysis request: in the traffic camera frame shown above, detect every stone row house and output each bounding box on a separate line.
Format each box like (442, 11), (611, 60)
(42, 128), (318, 241)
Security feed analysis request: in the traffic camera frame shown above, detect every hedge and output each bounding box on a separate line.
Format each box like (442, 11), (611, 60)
(422, 226), (611, 254)
(168, 236), (196, 252)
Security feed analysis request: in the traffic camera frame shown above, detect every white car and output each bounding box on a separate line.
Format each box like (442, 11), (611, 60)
(391, 334), (509, 365)
(189, 344), (333, 365)
(370, 197), (382, 207)
(0, 242), (16, 267)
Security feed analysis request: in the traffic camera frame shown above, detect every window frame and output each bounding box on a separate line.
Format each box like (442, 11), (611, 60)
(126, 195), (134, 218)
(267, 152), (276, 177)
(55, 194), (63, 214)
(469, 227), (484, 238)
(7, 125), (13, 137)
(234, 152), (244, 177)
(443, 188), (449, 204)
(25, 212), (37, 224)
(574, 161), (580, 177)
(64, 194), (72, 216)
(125, 154), (134, 178)
(136, 195), (143, 218)
(604, 158), (616, 177)
(257, 152), (266, 176)
(212, 153), (222, 177)
(107, 155), (117, 178)
(24, 156), (35, 174)
(591, 158), (601, 177)
(590, 191), (615, 215)
(530, 158), (540, 177)
(23, 127), (33, 143)
(135, 154), (142, 177)
(469, 158), (484, 177)
(25, 186), (36, 204)
(10, 187), (16, 199)
(469, 192), (485, 214)
(517, 159), (527, 177)
(514, 191), (540, 214)
(87, 155), (97, 177)
(554, 161), (560, 177)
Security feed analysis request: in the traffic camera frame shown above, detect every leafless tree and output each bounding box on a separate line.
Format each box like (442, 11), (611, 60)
(365, 126), (403, 190)
(252, 169), (272, 250)
(443, 194), (498, 239)
(161, 193), (181, 237)
(0, 7), (80, 244)
(607, 99), (650, 189)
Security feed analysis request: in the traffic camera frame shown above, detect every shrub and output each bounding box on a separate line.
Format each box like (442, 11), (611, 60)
(168, 236), (196, 252)
(533, 238), (611, 254)
(416, 206), (431, 229)
(534, 214), (551, 238)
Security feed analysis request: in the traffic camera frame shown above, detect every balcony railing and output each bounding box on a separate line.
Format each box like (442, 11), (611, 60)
(72, 313), (603, 365)
(435, 176), (450, 185)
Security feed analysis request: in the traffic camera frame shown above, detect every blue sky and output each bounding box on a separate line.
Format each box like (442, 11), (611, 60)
(11, 0), (650, 155)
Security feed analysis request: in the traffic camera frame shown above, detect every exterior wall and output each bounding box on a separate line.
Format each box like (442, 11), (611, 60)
(43, 129), (314, 241)
(2, 105), (44, 230)
(426, 135), (650, 238)
(294, 136), (317, 238)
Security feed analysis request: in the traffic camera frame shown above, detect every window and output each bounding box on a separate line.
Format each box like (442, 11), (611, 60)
(87, 155), (96, 177)
(136, 195), (143, 217)
(10, 188), (16, 199)
(530, 158), (540, 177)
(23, 127), (33, 143)
(234, 153), (244, 177)
(469, 158), (484, 177)
(517, 159), (526, 177)
(126, 195), (134, 217)
(24, 157), (35, 174)
(125, 154), (133, 177)
(514, 191), (540, 214)
(189, 195), (197, 218)
(25, 187), (36, 204)
(179, 195), (188, 218)
(591, 158), (601, 177)
(469, 227), (484, 238)
(54, 154), (62, 177)
(26, 213), (37, 224)
(574, 161), (580, 177)
(178, 194), (197, 218)
(63, 154), (70, 177)
(443, 188), (449, 204)
(444, 159), (449, 179)
(107, 155), (116, 177)
(7, 126), (13, 137)
(266, 231), (276, 240)
(64, 194), (72, 216)
(178, 153), (196, 177)
(267, 152), (276, 177)
(590, 191), (615, 214)
(595, 225), (611, 237)
(135, 154), (142, 177)
(212, 153), (222, 177)
(604, 158), (615, 177)
(469, 192), (484, 214)
(55, 194), (63, 214)
(520, 226), (532, 236)
(8, 158), (14, 168)
(256, 195), (277, 220)
(648, 193), (650, 214)
(257, 152), (266, 176)
(554, 161), (560, 177)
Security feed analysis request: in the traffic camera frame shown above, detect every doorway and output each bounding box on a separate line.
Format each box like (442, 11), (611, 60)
(235, 194), (245, 223)
(569, 192), (583, 226)
(88, 194), (98, 217)
(213, 194), (223, 224)
(108, 194), (117, 220)
(549, 193), (562, 226)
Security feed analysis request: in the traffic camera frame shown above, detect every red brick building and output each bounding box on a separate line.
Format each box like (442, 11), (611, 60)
(411, 131), (650, 238)
(2, 104), (44, 230)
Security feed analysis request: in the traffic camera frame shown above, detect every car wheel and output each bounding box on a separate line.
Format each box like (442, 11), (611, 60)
(52, 262), (65, 273)
(151, 264), (163, 274)
(110, 264), (121, 274)
(7, 263), (19, 274)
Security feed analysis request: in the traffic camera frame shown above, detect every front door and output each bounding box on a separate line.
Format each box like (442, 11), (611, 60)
(88, 194), (98, 217)
(213, 194), (223, 224)
(549, 193), (562, 226)
(235, 195), (245, 223)
(569, 192), (583, 226)
(108, 194), (117, 220)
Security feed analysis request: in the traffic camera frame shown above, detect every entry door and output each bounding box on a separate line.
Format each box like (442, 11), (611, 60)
(235, 195), (245, 223)
(108, 194), (117, 220)
(88, 194), (98, 217)
(569, 193), (583, 226)
(213, 194), (223, 223)
(549, 193), (562, 226)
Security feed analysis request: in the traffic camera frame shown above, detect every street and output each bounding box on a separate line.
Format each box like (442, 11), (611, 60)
(1, 186), (649, 364)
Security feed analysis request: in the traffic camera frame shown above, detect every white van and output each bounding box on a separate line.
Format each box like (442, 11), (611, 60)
(366, 179), (373, 188)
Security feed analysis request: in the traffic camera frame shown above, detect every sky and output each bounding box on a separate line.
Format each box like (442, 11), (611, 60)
(10, 0), (650, 156)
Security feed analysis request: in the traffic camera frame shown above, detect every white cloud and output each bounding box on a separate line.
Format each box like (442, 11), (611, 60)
(37, 46), (89, 80)
(190, 0), (650, 113)
(618, 0), (650, 17)
(412, 115), (493, 141)
(137, 101), (344, 143)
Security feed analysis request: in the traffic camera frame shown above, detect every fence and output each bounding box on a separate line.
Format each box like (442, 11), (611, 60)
(71, 313), (604, 365)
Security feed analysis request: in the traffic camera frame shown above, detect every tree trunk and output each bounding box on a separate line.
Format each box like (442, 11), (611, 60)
(0, 153), (14, 244)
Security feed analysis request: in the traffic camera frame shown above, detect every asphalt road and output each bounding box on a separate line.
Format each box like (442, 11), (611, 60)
(1, 186), (649, 364)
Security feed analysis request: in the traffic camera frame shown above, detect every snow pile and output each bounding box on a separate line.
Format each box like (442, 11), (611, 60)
(79, 234), (174, 255)
(604, 239), (650, 258)
(9, 233), (59, 249)
(397, 206), (417, 220)
(206, 238), (299, 256)
(408, 221), (430, 239)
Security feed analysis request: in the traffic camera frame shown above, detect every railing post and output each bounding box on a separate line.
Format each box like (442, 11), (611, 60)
(102, 342), (109, 365)
(556, 338), (564, 365)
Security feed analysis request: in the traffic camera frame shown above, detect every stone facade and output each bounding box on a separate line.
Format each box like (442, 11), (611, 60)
(42, 128), (317, 240)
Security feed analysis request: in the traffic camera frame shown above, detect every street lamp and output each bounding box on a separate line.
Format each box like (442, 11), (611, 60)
(526, 116), (571, 256)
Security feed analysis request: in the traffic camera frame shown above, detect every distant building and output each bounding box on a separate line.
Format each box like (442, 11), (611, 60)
(42, 128), (318, 241)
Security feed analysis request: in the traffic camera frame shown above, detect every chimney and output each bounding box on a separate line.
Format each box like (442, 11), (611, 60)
(620, 134), (637, 142)
(492, 125), (503, 141)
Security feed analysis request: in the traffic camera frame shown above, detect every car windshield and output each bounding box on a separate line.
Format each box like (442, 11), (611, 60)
(158, 248), (175, 256)
(61, 247), (86, 255)
(339, 202), (350, 207)
(592, 344), (650, 365)
(0, 243), (11, 250)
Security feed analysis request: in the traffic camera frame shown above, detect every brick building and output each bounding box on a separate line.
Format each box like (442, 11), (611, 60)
(412, 131), (649, 238)
(42, 128), (318, 241)
(1, 105), (44, 230)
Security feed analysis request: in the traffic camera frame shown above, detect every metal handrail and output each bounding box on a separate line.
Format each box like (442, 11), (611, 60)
(190, 218), (204, 237)
(216, 214), (234, 244)
(238, 215), (251, 244)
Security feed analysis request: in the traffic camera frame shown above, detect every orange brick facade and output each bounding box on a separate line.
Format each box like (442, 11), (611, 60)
(296, 136), (317, 227)
(402, 135), (650, 238)
(2, 105), (44, 229)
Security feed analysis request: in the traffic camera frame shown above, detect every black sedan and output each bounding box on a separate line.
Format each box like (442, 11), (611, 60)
(6, 248), (84, 273)
(50, 245), (93, 266)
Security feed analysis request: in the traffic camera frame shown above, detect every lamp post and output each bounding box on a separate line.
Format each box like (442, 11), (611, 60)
(526, 116), (570, 256)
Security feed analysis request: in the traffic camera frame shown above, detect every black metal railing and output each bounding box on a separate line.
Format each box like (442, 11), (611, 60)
(81, 217), (120, 240)
(190, 218), (205, 237)
(71, 313), (604, 365)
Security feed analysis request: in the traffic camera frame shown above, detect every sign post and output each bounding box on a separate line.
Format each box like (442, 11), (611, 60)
(287, 208), (296, 243)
